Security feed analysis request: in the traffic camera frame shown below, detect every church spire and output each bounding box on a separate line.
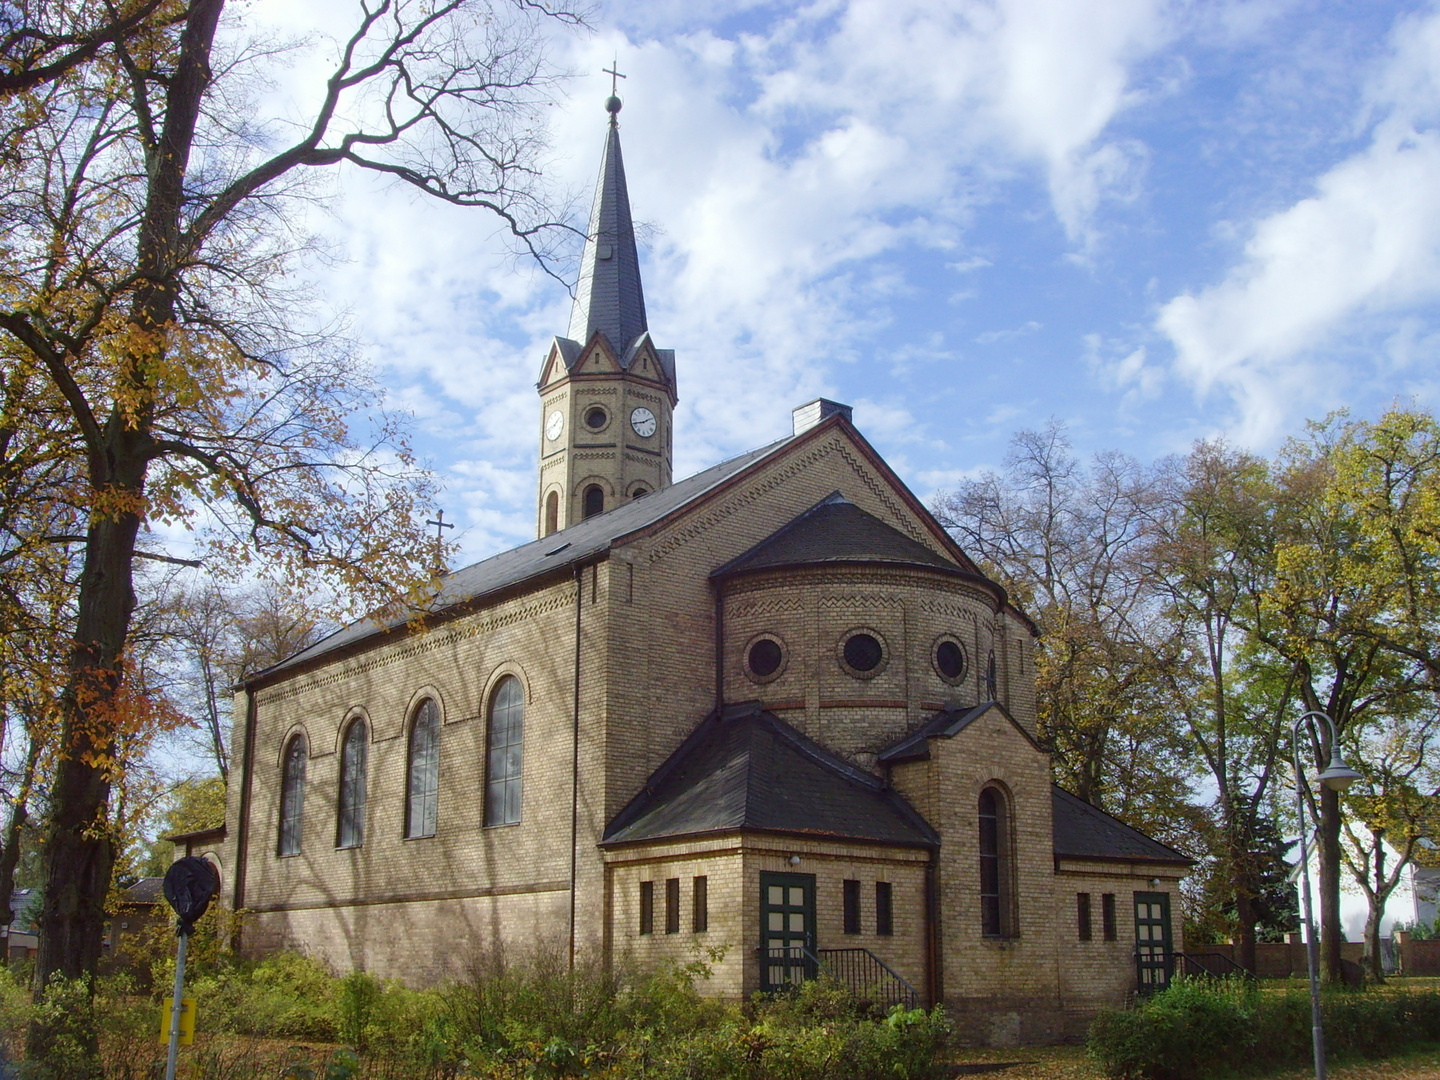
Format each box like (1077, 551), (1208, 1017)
(567, 86), (648, 353)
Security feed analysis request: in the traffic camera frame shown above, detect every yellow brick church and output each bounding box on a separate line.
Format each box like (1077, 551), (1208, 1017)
(214, 95), (1189, 1045)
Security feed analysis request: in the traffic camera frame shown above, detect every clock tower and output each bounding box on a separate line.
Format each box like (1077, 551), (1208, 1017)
(536, 91), (676, 538)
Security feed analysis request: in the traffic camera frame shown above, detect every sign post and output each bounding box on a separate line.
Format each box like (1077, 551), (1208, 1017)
(161, 857), (220, 1080)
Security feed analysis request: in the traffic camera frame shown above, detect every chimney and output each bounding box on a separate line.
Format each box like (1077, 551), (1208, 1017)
(792, 398), (853, 436)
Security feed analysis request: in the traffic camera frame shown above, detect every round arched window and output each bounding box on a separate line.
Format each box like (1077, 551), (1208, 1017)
(584, 406), (608, 430)
(749, 639), (782, 677)
(838, 629), (888, 679)
(743, 634), (788, 683)
(583, 484), (604, 519)
(934, 637), (968, 684)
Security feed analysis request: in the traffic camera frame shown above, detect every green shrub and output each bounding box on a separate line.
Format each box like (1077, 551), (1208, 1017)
(1088, 978), (1440, 1080)
(191, 950), (339, 1042)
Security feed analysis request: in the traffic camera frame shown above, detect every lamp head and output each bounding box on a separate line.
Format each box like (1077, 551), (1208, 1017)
(1318, 750), (1362, 792)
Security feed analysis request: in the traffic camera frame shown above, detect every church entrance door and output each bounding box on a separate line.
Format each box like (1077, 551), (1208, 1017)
(760, 872), (816, 991)
(1134, 891), (1173, 992)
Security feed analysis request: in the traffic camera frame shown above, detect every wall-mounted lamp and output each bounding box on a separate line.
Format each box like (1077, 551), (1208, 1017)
(788, 855), (801, 866)
(1149, 878), (1161, 887)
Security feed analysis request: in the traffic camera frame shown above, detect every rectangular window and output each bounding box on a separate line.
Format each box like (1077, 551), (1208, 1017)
(1078, 892), (1093, 941)
(875, 881), (893, 936)
(639, 881), (653, 935)
(843, 879), (861, 935)
(665, 877), (681, 934)
(693, 875), (708, 933)
(1102, 893), (1117, 941)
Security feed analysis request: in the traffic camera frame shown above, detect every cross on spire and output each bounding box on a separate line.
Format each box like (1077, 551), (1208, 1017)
(602, 59), (625, 123)
(603, 59), (626, 96)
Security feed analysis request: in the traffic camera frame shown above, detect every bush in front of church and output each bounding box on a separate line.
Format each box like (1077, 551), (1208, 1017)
(1087, 976), (1440, 1080)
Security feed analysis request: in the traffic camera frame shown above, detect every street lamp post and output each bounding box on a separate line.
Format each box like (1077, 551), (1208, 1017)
(1291, 710), (1362, 1080)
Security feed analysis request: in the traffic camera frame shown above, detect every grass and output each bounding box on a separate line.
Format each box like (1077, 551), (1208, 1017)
(949, 1044), (1440, 1079)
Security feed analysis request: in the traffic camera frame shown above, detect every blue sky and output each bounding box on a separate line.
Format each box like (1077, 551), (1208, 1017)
(255, 0), (1440, 567)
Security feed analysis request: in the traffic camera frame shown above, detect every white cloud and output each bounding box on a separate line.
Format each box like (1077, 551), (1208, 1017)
(240, 0), (1192, 562)
(1157, 5), (1440, 445)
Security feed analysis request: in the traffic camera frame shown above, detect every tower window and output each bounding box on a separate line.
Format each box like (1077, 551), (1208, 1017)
(583, 485), (604, 519)
(544, 491), (559, 536)
(585, 406), (608, 430)
(632, 487), (648, 499)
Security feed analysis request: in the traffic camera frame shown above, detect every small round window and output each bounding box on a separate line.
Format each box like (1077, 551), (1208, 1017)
(744, 634), (788, 684)
(584, 406), (608, 431)
(934, 637), (968, 685)
(837, 628), (888, 679)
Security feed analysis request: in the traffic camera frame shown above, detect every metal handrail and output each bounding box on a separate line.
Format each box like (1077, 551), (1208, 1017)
(1177, 951), (1257, 980)
(816, 947), (921, 1010)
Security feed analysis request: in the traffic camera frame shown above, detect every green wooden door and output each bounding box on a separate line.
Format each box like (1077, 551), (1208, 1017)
(760, 872), (816, 990)
(1134, 891), (1173, 992)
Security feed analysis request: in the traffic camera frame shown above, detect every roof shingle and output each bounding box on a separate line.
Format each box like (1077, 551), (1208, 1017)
(603, 702), (938, 849)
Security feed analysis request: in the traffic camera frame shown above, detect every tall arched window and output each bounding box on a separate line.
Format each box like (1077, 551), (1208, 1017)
(278, 735), (307, 856)
(337, 718), (368, 848)
(978, 787), (1014, 937)
(583, 484), (604, 519)
(406, 699), (440, 838)
(485, 676), (525, 825)
(545, 490), (560, 536)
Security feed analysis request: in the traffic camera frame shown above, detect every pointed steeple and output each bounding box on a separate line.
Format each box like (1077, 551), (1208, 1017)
(567, 97), (648, 353)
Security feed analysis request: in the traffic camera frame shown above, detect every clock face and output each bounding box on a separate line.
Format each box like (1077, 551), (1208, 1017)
(545, 410), (564, 442)
(630, 407), (657, 438)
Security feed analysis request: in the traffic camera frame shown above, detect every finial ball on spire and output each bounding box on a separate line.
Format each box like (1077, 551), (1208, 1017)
(605, 94), (622, 115)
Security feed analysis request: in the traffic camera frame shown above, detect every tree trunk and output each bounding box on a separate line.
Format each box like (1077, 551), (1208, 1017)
(1235, 886), (1259, 975)
(29, 3), (224, 1066)
(1319, 785), (1345, 983)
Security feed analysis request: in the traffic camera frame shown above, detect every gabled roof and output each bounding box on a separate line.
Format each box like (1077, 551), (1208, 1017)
(253, 434), (797, 682)
(877, 700), (1040, 763)
(567, 113), (648, 357)
(1051, 787), (1192, 865)
(712, 492), (962, 578)
(122, 877), (165, 905)
(602, 702), (939, 849)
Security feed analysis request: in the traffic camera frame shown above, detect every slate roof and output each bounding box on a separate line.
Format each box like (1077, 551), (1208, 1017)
(877, 700), (1036, 764)
(1051, 787), (1192, 865)
(122, 877), (165, 904)
(713, 492), (963, 578)
(567, 112), (648, 357)
(255, 435), (795, 680)
(602, 702), (939, 849)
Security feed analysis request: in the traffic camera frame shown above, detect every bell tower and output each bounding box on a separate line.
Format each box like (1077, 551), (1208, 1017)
(537, 86), (676, 538)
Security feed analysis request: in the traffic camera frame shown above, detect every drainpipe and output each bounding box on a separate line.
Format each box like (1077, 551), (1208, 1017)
(925, 848), (942, 1007)
(232, 687), (258, 924)
(568, 563), (583, 970)
(712, 582), (724, 712)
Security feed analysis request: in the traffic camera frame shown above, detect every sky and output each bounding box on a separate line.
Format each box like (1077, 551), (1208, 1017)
(238, 0), (1440, 568)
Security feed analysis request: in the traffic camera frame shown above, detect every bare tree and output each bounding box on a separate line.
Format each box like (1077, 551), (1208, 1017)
(934, 422), (1197, 842)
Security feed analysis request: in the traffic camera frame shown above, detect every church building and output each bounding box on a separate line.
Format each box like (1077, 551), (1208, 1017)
(216, 93), (1190, 1045)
